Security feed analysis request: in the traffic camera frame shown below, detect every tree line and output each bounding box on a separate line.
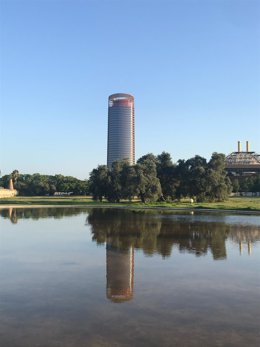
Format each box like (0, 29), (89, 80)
(229, 174), (260, 193)
(1, 152), (259, 201)
(89, 152), (232, 202)
(0, 170), (89, 196)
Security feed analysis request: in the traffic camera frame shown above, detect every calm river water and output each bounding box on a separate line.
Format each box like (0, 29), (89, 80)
(0, 207), (260, 347)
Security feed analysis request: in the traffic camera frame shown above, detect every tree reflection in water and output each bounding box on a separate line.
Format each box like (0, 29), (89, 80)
(87, 208), (260, 259)
(1, 207), (260, 304)
(0, 207), (87, 224)
(1, 207), (259, 258)
(86, 208), (260, 302)
(2, 207), (259, 257)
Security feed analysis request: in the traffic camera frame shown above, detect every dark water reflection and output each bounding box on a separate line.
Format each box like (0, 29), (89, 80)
(0, 207), (87, 224)
(87, 208), (260, 259)
(0, 208), (260, 347)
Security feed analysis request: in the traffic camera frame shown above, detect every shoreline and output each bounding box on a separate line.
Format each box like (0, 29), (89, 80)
(1, 204), (260, 215)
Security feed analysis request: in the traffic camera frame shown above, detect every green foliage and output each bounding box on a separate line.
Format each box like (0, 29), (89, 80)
(178, 155), (208, 200)
(231, 178), (240, 193)
(89, 157), (162, 203)
(252, 175), (260, 192)
(136, 155), (162, 203)
(88, 152), (234, 203)
(156, 152), (176, 200)
(88, 165), (109, 201)
(0, 172), (89, 196)
(120, 163), (137, 201)
(173, 153), (232, 202)
(229, 173), (260, 193)
(203, 153), (232, 202)
(106, 160), (127, 202)
(11, 170), (20, 183)
(1, 152), (246, 203)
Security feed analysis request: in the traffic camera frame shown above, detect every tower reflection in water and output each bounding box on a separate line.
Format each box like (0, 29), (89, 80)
(106, 242), (134, 303)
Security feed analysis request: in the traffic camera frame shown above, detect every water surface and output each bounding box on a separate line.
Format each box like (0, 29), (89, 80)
(0, 208), (260, 347)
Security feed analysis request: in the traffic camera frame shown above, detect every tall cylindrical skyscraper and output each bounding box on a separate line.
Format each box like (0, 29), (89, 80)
(107, 93), (135, 168)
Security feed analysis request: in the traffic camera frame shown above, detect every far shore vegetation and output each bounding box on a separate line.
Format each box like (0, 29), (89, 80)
(0, 151), (260, 211)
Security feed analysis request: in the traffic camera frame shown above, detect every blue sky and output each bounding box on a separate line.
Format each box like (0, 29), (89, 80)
(0, 0), (259, 179)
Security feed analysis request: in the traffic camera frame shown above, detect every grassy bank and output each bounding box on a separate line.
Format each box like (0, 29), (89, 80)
(0, 196), (260, 211)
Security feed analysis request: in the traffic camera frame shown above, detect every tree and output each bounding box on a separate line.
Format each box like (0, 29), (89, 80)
(252, 174), (260, 193)
(105, 160), (138, 202)
(137, 153), (157, 166)
(204, 153), (232, 201)
(0, 171), (89, 196)
(135, 156), (162, 203)
(186, 155), (207, 201)
(156, 152), (176, 201)
(174, 159), (189, 199)
(120, 161), (137, 201)
(231, 178), (240, 193)
(30, 174), (50, 195)
(11, 170), (20, 184)
(173, 153), (231, 202)
(174, 156), (207, 200)
(89, 165), (109, 201)
(106, 161), (125, 202)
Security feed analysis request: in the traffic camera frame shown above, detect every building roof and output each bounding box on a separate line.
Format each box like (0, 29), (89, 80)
(225, 151), (260, 172)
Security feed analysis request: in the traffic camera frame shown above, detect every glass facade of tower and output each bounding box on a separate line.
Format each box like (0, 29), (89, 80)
(107, 93), (135, 168)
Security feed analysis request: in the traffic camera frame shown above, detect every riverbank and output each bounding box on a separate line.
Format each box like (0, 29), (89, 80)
(0, 196), (260, 212)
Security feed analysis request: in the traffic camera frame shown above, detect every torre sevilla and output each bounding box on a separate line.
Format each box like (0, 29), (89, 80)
(107, 93), (135, 168)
